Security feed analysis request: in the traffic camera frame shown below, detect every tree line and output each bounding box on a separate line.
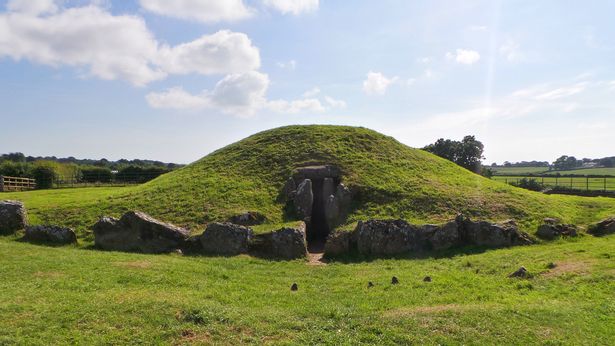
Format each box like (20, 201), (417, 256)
(0, 152), (183, 188)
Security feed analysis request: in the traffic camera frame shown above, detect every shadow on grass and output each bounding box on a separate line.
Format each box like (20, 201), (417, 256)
(323, 245), (509, 264)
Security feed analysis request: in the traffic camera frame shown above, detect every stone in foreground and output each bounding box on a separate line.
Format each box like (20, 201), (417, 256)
(24, 225), (76, 245)
(588, 217), (615, 236)
(200, 222), (253, 255)
(536, 218), (578, 240)
(457, 215), (533, 247)
(93, 211), (190, 253)
(0, 200), (28, 235)
(250, 222), (308, 259)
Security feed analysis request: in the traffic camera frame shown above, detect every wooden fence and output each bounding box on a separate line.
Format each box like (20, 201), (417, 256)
(0, 176), (36, 192)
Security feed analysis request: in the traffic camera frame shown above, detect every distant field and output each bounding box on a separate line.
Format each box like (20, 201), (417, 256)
(492, 176), (615, 191)
(491, 166), (550, 175)
(493, 166), (615, 176)
(542, 167), (615, 176)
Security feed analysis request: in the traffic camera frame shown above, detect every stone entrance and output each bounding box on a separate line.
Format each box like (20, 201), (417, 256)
(283, 165), (351, 250)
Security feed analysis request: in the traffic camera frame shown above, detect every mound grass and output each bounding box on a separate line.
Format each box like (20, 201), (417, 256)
(3, 125), (615, 236)
(1, 234), (614, 344)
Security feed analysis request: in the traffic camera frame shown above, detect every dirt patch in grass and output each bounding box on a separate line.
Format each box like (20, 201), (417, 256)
(113, 260), (153, 269)
(542, 260), (595, 278)
(174, 329), (211, 345)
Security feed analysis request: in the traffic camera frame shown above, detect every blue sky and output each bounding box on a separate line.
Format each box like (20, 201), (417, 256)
(1, 0), (614, 164)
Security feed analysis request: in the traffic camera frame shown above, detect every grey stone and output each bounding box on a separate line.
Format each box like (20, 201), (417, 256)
(588, 217), (615, 236)
(422, 221), (459, 251)
(322, 177), (335, 203)
(282, 177), (296, 201)
(250, 222), (308, 259)
(292, 165), (341, 181)
(93, 211), (190, 253)
(536, 222), (577, 240)
(457, 215), (533, 247)
(200, 222), (253, 255)
(508, 266), (529, 278)
(24, 225), (77, 244)
(294, 179), (313, 221)
(355, 220), (422, 255)
(0, 200), (27, 235)
(226, 211), (265, 226)
(324, 231), (353, 256)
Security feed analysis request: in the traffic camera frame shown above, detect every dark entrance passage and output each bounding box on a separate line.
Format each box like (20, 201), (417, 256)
(288, 165), (349, 253)
(307, 178), (329, 248)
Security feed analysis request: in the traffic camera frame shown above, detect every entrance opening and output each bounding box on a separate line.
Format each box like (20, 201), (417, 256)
(307, 178), (329, 251)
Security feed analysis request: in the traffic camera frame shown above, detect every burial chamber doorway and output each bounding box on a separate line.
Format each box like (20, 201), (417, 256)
(288, 165), (350, 251)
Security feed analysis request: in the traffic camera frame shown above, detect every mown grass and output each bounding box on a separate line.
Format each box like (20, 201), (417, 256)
(492, 166), (551, 175)
(1, 234), (614, 344)
(493, 166), (615, 176)
(492, 176), (615, 191)
(3, 125), (615, 237)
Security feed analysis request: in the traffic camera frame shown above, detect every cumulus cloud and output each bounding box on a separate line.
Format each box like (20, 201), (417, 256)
(362, 71), (398, 95)
(7, 0), (58, 15)
(147, 75), (345, 116)
(147, 71), (268, 116)
(158, 30), (260, 76)
(263, 0), (319, 15)
(138, 0), (253, 23)
(0, 5), (260, 86)
(446, 49), (481, 65)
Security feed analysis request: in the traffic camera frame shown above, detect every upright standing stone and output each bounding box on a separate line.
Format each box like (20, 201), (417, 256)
(0, 200), (27, 235)
(294, 179), (313, 221)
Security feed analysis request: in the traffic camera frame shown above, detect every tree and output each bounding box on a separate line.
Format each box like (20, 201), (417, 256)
(552, 155), (581, 170)
(423, 135), (485, 173)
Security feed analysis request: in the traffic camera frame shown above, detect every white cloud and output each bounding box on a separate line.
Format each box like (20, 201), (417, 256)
(147, 73), (345, 116)
(277, 59), (297, 70)
(0, 5), (165, 86)
(158, 30), (260, 76)
(138, 0), (253, 23)
(146, 71), (268, 116)
(268, 98), (325, 114)
(145, 87), (210, 110)
(469, 25), (487, 31)
(530, 82), (589, 101)
(263, 0), (319, 15)
(446, 49), (480, 65)
(362, 71), (398, 95)
(499, 40), (525, 63)
(324, 96), (346, 109)
(302, 87), (320, 98)
(416, 57), (431, 64)
(7, 0), (58, 15)
(0, 5), (261, 86)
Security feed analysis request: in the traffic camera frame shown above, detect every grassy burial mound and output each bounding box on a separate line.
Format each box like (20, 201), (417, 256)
(5, 125), (615, 237)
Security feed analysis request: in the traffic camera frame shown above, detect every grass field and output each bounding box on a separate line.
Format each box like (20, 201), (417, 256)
(492, 166), (615, 176)
(3, 125), (615, 237)
(492, 176), (615, 191)
(1, 234), (614, 344)
(491, 166), (550, 175)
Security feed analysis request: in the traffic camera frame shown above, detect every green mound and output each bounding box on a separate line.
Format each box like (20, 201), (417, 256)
(6, 125), (615, 234)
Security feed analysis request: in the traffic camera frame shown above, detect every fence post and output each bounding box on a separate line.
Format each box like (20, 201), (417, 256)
(586, 176), (589, 191)
(605, 177), (607, 192)
(0, 176), (4, 192)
